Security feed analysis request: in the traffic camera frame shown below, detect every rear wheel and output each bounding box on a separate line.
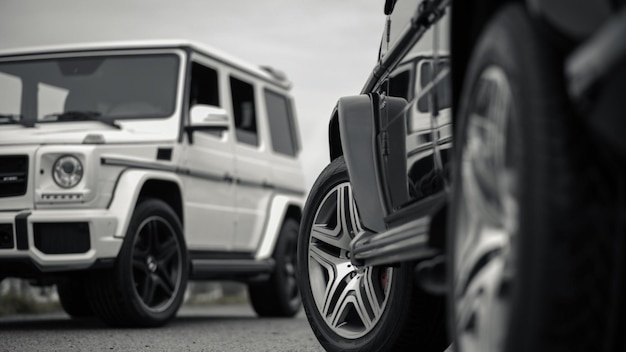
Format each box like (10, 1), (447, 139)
(299, 157), (447, 352)
(87, 198), (188, 327)
(248, 218), (302, 317)
(449, 4), (607, 351)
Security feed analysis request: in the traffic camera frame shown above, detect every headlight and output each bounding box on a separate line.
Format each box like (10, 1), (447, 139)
(52, 155), (83, 188)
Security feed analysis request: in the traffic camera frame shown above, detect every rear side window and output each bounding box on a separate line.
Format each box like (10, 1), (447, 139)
(230, 76), (258, 146)
(264, 89), (298, 157)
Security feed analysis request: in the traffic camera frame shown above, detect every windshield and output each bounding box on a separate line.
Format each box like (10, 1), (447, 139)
(0, 53), (180, 126)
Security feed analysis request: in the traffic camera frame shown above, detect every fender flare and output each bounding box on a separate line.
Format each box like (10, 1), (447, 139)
(254, 194), (303, 260)
(107, 169), (183, 238)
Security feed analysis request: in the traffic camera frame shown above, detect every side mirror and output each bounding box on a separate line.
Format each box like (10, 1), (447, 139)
(384, 0), (397, 15)
(189, 105), (229, 129)
(185, 105), (230, 143)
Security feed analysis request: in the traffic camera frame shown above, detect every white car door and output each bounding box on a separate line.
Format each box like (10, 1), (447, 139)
(181, 61), (236, 251)
(228, 75), (272, 252)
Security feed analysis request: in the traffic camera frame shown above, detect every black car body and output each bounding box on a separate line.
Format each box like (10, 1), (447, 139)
(299, 0), (626, 351)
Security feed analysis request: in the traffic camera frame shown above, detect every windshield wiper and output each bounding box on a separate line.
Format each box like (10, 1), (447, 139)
(43, 111), (120, 129)
(0, 114), (35, 128)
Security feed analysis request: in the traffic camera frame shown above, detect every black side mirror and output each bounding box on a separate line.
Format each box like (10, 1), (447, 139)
(384, 0), (398, 15)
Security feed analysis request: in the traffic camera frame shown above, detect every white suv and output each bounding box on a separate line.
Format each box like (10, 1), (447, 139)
(0, 40), (305, 326)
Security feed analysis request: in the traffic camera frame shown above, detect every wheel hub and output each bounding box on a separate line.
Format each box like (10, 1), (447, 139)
(146, 255), (157, 272)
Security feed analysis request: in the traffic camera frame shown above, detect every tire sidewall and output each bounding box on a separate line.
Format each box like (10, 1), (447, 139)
(449, 4), (573, 351)
(57, 278), (93, 318)
(298, 157), (416, 351)
(117, 198), (189, 325)
(272, 218), (302, 316)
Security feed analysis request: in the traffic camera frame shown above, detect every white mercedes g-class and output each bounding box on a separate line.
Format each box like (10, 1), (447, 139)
(0, 40), (305, 326)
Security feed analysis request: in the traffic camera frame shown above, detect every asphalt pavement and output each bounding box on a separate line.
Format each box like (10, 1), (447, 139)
(0, 303), (324, 352)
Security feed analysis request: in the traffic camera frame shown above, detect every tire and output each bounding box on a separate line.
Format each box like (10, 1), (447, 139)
(248, 218), (302, 317)
(86, 198), (189, 327)
(449, 4), (606, 352)
(57, 278), (94, 318)
(298, 156), (447, 352)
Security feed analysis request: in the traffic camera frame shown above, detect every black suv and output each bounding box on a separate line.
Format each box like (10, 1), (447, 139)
(298, 0), (626, 351)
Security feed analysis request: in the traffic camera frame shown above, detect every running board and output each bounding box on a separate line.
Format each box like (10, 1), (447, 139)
(351, 217), (439, 267)
(190, 258), (275, 281)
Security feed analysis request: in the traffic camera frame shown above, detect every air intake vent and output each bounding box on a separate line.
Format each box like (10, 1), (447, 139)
(33, 222), (90, 254)
(0, 155), (28, 197)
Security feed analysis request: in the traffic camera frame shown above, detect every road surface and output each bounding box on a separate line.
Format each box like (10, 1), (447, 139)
(0, 303), (324, 352)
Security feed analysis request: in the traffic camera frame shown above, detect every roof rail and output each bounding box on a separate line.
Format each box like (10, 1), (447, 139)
(260, 66), (288, 82)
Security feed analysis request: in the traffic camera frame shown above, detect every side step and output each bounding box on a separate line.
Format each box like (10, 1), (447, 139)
(190, 258), (275, 281)
(351, 217), (439, 267)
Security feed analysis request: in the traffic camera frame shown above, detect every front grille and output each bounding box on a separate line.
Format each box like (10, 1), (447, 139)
(33, 222), (90, 254)
(0, 155), (28, 197)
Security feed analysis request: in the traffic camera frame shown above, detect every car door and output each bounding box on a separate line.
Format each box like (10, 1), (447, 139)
(181, 60), (236, 250)
(227, 74), (272, 252)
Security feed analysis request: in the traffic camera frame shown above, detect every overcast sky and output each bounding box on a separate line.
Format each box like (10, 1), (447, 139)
(0, 0), (386, 188)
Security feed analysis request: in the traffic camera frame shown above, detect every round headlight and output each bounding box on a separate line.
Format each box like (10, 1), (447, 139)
(52, 155), (83, 188)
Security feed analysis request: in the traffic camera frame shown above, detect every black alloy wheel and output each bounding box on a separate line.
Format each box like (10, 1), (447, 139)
(87, 198), (188, 327)
(248, 218), (302, 317)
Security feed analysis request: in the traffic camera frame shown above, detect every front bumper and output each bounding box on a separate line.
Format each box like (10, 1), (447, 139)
(0, 209), (122, 277)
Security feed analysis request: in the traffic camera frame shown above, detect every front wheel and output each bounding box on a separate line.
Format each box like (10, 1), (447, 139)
(298, 157), (447, 352)
(87, 198), (189, 327)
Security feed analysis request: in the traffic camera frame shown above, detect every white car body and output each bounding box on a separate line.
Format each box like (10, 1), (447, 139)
(0, 40), (305, 280)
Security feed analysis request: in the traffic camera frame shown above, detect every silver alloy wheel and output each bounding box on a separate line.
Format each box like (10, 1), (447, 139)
(308, 182), (393, 339)
(131, 215), (183, 313)
(453, 66), (518, 351)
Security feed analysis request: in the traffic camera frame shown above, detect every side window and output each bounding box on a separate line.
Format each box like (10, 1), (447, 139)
(264, 89), (298, 157)
(388, 69), (411, 100)
(189, 62), (222, 137)
(230, 76), (258, 146)
(436, 60), (452, 111)
(189, 62), (219, 107)
(417, 61), (432, 113)
(417, 60), (451, 113)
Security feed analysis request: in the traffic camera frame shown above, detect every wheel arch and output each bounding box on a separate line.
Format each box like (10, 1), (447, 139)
(137, 179), (184, 223)
(284, 204), (302, 223)
(108, 170), (184, 238)
(255, 195), (303, 260)
(328, 107), (343, 161)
